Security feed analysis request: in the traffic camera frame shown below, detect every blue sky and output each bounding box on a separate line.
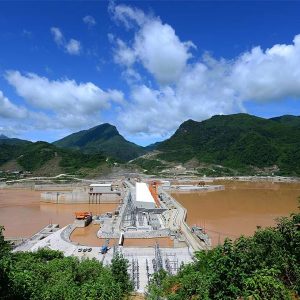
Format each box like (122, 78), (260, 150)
(0, 1), (300, 146)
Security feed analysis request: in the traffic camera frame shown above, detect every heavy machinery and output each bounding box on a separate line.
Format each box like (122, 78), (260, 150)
(100, 238), (110, 254)
(75, 212), (92, 220)
(101, 245), (108, 254)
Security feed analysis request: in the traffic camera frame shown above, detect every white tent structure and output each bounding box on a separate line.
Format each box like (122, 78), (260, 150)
(134, 182), (156, 209)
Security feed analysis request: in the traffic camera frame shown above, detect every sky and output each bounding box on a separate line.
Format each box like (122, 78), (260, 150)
(1, 1), (300, 146)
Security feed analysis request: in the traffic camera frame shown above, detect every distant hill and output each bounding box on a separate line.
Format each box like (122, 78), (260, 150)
(0, 141), (110, 176)
(53, 123), (146, 162)
(0, 135), (32, 146)
(156, 113), (300, 176)
(270, 115), (300, 128)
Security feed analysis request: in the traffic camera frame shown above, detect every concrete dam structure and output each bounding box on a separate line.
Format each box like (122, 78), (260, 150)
(41, 183), (121, 204)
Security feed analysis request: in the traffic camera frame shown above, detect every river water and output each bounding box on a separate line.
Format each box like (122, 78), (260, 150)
(1, 182), (299, 248)
(0, 189), (118, 237)
(172, 181), (300, 246)
(0, 189), (173, 247)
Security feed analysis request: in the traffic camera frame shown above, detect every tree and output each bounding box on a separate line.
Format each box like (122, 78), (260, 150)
(111, 253), (133, 294)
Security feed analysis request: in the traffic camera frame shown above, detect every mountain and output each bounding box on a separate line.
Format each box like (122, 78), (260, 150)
(156, 113), (300, 175)
(270, 115), (300, 128)
(144, 141), (162, 151)
(0, 135), (31, 146)
(53, 123), (146, 162)
(0, 141), (109, 176)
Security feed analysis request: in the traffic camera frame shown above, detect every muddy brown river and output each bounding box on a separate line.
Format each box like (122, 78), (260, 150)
(1, 181), (299, 248)
(0, 189), (118, 237)
(172, 181), (300, 246)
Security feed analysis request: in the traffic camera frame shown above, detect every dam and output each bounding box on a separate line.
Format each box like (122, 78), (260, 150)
(2, 177), (299, 292)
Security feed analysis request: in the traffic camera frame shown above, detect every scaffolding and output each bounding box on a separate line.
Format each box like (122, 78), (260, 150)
(165, 253), (178, 275)
(153, 243), (163, 272)
(131, 258), (140, 290)
(122, 194), (137, 228)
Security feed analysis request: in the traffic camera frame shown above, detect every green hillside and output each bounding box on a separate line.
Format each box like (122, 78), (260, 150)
(0, 135), (32, 146)
(53, 123), (146, 162)
(157, 113), (300, 175)
(270, 115), (300, 128)
(0, 141), (109, 176)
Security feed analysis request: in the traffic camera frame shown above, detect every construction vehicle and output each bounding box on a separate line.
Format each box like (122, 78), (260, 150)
(101, 245), (108, 254)
(75, 211), (92, 220)
(100, 238), (110, 254)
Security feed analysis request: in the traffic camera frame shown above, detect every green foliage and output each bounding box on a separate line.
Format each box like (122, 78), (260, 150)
(0, 144), (25, 166)
(0, 226), (10, 257)
(157, 113), (300, 175)
(133, 158), (166, 174)
(0, 141), (108, 175)
(147, 213), (300, 299)
(111, 253), (133, 293)
(0, 230), (133, 300)
(54, 123), (146, 162)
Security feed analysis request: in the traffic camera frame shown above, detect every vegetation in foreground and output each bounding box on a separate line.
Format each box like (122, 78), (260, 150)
(147, 212), (300, 300)
(1, 213), (299, 299)
(0, 228), (133, 300)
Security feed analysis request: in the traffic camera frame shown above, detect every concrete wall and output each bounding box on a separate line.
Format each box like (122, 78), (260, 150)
(41, 190), (120, 203)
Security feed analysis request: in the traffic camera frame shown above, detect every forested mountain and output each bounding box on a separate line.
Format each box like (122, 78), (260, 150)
(2, 114), (300, 176)
(0, 135), (32, 146)
(53, 123), (146, 162)
(156, 113), (300, 175)
(0, 141), (109, 176)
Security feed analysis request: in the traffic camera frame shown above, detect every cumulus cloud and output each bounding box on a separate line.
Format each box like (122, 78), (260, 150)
(83, 15), (96, 27)
(110, 3), (194, 84)
(5, 71), (125, 129)
(109, 3), (300, 139)
(3, 3), (300, 142)
(50, 27), (81, 55)
(0, 90), (28, 119)
(231, 34), (300, 101)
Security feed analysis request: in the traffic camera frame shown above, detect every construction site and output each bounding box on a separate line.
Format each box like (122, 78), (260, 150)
(11, 178), (217, 293)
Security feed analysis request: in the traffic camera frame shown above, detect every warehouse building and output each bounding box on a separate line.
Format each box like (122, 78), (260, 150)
(89, 183), (112, 193)
(134, 182), (156, 209)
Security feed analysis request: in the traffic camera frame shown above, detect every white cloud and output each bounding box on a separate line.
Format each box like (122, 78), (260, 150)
(0, 90), (28, 119)
(65, 39), (81, 55)
(109, 3), (146, 28)
(231, 34), (300, 101)
(83, 15), (96, 27)
(5, 71), (125, 129)
(110, 3), (194, 84)
(110, 4), (300, 139)
(50, 27), (64, 45)
(50, 27), (81, 55)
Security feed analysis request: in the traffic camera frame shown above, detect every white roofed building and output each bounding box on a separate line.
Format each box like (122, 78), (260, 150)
(134, 182), (156, 209)
(89, 183), (112, 193)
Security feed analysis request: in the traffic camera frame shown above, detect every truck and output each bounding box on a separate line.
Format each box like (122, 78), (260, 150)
(100, 245), (108, 254)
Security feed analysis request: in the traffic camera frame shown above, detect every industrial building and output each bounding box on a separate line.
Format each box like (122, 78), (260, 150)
(134, 182), (156, 209)
(89, 183), (112, 193)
